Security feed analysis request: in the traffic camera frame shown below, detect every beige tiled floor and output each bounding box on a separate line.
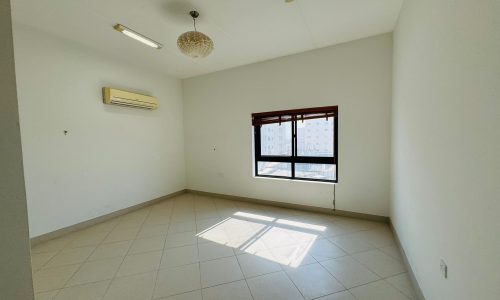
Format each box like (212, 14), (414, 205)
(31, 193), (417, 300)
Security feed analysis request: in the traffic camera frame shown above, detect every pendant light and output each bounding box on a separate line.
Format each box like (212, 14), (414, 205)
(177, 11), (214, 58)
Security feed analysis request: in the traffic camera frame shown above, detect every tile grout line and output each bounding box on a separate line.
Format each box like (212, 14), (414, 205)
(194, 194), (204, 300)
(233, 251), (256, 300)
(309, 290), (357, 300)
(50, 217), (123, 299)
(150, 197), (175, 300)
(99, 206), (152, 299)
(281, 267), (307, 300)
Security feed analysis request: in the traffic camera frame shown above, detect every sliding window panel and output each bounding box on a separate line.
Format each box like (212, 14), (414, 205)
(260, 122), (292, 156)
(295, 163), (336, 181)
(296, 118), (334, 157)
(257, 162), (292, 177)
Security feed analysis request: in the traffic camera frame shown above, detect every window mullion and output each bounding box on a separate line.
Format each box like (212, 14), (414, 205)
(291, 119), (296, 178)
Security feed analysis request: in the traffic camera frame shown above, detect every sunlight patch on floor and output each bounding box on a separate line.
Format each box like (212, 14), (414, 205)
(196, 211), (323, 268)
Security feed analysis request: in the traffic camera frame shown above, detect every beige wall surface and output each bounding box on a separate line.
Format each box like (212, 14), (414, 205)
(183, 33), (393, 217)
(13, 25), (186, 237)
(0, 0), (34, 298)
(391, 0), (500, 299)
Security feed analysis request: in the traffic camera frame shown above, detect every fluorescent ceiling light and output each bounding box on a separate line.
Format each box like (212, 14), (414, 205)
(113, 24), (162, 49)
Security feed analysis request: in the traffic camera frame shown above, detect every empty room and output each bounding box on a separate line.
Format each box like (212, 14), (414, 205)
(1, 0), (499, 299)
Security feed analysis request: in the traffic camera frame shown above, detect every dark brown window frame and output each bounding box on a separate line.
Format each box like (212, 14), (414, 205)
(252, 106), (338, 183)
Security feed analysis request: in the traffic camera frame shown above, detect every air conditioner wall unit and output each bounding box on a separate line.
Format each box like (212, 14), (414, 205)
(103, 87), (158, 110)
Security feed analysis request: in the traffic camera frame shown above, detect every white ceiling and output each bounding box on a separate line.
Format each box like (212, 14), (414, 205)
(11, 0), (403, 79)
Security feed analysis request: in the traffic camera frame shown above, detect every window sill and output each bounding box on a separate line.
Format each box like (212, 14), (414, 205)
(253, 175), (336, 185)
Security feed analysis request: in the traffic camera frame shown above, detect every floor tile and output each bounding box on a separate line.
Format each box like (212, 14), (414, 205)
(161, 244), (199, 268)
(200, 256), (244, 288)
(196, 210), (219, 220)
(287, 229), (320, 245)
(380, 245), (404, 262)
(236, 252), (282, 278)
(113, 219), (144, 231)
(246, 271), (304, 300)
(144, 214), (171, 226)
(85, 219), (120, 233)
(349, 280), (409, 300)
(137, 224), (169, 238)
(233, 238), (268, 255)
(270, 244), (317, 267)
(65, 230), (108, 249)
(386, 273), (418, 299)
(32, 237), (73, 254)
(168, 221), (197, 234)
(35, 290), (59, 300)
(88, 241), (132, 261)
(351, 249), (406, 278)
(260, 227), (298, 249)
(44, 246), (95, 268)
(165, 231), (197, 248)
(158, 290), (202, 300)
(336, 220), (381, 232)
(32, 251), (58, 271)
(104, 227), (139, 243)
(284, 263), (345, 299)
(153, 263), (201, 298)
(307, 239), (347, 261)
(30, 194), (410, 300)
(315, 291), (357, 300)
(103, 271), (156, 300)
(128, 236), (166, 254)
(196, 217), (223, 232)
(55, 280), (110, 300)
(33, 264), (81, 292)
(202, 280), (253, 300)
(329, 234), (376, 254)
(354, 229), (396, 248)
(198, 241), (234, 261)
(171, 212), (196, 223)
(116, 250), (162, 277)
(319, 222), (352, 238)
(197, 226), (231, 245)
(320, 256), (380, 288)
(67, 257), (122, 286)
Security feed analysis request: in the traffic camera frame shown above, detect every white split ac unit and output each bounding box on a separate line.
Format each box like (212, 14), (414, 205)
(103, 87), (158, 110)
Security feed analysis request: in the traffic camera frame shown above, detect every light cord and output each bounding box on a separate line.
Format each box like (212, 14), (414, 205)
(333, 184), (336, 211)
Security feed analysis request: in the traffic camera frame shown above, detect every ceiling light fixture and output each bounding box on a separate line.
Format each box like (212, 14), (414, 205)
(114, 24), (163, 49)
(177, 11), (214, 58)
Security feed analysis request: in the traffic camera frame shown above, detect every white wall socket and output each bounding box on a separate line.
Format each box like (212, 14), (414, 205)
(440, 259), (448, 279)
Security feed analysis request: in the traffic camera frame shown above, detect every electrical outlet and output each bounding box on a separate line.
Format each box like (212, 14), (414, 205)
(440, 259), (448, 279)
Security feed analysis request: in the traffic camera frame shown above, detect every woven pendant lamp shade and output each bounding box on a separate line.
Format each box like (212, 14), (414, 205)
(177, 30), (214, 58)
(177, 11), (214, 58)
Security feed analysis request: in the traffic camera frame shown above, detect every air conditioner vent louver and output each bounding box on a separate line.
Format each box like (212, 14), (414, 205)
(103, 87), (158, 110)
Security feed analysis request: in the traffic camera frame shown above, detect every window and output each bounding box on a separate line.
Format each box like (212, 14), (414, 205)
(252, 106), (338, 183)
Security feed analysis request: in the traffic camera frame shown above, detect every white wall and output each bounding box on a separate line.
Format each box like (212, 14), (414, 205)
(183, 34), (393, 216)
(391, 0), (500, 299)
(0, 1), (34, 298)
(13, 25), (186, 237)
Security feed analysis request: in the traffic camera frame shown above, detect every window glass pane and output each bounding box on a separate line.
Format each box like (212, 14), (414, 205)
(260, 122), (292, 156)
(257, 162), (291, 177)
(297, 118), (333, 157)
(295, 163), (336, 181)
